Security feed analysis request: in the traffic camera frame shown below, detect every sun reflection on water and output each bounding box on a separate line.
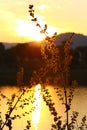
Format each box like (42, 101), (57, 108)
(32, 84), (42, 130)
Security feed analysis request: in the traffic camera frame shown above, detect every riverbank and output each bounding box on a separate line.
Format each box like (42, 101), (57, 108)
(0, 67), (87, 86)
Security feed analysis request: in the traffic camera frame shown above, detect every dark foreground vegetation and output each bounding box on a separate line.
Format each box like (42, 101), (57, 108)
(0, 39), (87, 86)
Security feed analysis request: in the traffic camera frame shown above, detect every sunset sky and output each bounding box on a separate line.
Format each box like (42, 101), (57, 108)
(0, 0), (87, 43)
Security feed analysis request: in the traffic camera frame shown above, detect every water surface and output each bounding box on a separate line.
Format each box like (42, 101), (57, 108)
(0, 85), (87, 130)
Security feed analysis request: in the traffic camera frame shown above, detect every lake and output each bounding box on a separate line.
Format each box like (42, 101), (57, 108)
(0, 85), (87, 130)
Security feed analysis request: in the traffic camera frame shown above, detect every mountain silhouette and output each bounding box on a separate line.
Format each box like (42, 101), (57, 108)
(55, 32), (87, 49)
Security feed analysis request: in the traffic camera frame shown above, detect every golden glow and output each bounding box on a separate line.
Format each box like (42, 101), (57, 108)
(15, 19), (59, 42)
(30, 28), (46, 41)
(15, 19), (46, 41)
(32, 84), (42, 129)
(15, 19), (30, 37)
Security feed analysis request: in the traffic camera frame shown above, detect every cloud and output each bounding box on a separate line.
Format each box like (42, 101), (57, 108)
(37, 5), (47, 10)
(0, 9), (16, 20)
(0, 9), (16, 27)
(0, 9), (18, 38)
(15, 1), (24, 6)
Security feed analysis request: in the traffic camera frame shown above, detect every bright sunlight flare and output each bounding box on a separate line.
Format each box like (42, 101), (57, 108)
(15, 19), (59, 42)
(15, 19), (45, 41)
(32, 84), (42, 130)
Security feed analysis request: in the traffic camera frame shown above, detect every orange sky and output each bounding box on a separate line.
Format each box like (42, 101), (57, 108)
(0, 0), (87, 43)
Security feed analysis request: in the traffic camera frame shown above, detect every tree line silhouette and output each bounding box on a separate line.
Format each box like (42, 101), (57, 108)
(0, 42), (87, 85)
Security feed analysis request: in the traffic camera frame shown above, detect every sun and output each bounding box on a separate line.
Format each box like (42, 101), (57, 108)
(15, 19), (59, 42)
(30, 27), (46, 41)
